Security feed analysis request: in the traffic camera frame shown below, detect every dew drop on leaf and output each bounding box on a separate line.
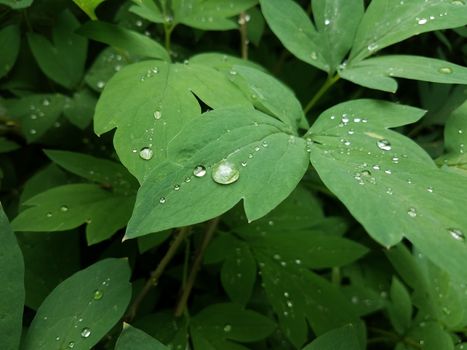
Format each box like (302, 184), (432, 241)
(193, 165), (207, 178)
(376, 139), (392, 151)
(139, 147), (153, 160)
(211, 160), (239, 185)
(153, 110), (162, 120)
(80, 327), (91, 338)
(223, 324), (232, 332)
(159, 197), (166, 204)
(447, 228), (465, 242)
(93, 289), (103, 300)
(439, 67), (453, 74)
(46, 212), (52, 218)
(68, 341), (75, 348)
(60, 205), (69, 212)
(407, 207), (417, 218)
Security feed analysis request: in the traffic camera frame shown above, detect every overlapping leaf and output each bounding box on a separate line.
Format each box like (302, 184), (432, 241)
(125, 106), (308, 236)
(307, 99), (467, 282)
(27, 10), (88, 89)
(130, 0), (257, 30)
(302, 325), (362, 350)
(73, 0), (108, 20)
(115, 325), (169, 350)
(0, 25), (20, 79)
(0, 0), (32, 9)
(22, 258), (132, 350)
(0, 206), (24, 350)
(94, 60), (251, 181)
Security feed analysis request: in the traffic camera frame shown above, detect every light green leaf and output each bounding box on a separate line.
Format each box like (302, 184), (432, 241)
(189, 52), (264, 72)
(6, 93), (66, 142)
(387, 277), (412, 334)
(130, 0), (257, 31)
(307, 99), (467, 282)
(27, 10), (88, 89)
(44, 150), (138, 195)
(0, 0), (32, 9)
(0, 205), (24, 350)
(94, 60), (251, 181)
(258, 252), (358, 347)
(73, 0), (108, 20)
(407, 321), (454, 350)
(191, 303), (275, 346)
(302, 324), (361, 350)
(350, 0), (467, 63)
(17, 231), (80, 309)
(23, 258), (132, 350)
(125, 106), (308, 237)
(12, 184), (135, 245)
(340, 55), (467, 92)
(63, 89), (97, 129)
(259, 0), (328, 71)
(221, 240), (257, 305)
(78, 21), (170, 61)
(115, 324), (169, 350)
(0, 25), (20, 79)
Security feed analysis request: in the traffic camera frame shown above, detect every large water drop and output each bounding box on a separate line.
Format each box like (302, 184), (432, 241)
(211, 160), (239, 185)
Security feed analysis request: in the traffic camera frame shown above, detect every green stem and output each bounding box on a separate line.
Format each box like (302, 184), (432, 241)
(239, 12), (249, 60)
(164, 24), (174, 53)
(303, 73), (340, 114)
(331, 267), (341, 285)
(125, 227), (190, 321)
(175, 217), (220, 317)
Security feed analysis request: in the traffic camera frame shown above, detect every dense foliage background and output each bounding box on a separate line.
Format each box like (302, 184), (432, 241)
(1, 0), (467, 349)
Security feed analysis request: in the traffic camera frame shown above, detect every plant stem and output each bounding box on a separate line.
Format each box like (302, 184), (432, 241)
(239, 12), (249, 60)
(331, 267), (341, 285)
(164, 24), (173, 53)
(369, 327), (422, 349)
(303, 73), (340, 114)
(125, 226), (190, 321)
(174, 217), (220, 317)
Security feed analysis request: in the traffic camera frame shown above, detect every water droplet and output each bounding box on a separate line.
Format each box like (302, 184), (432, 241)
(60, 205), (69, 212)
(452, 0), (465, 5)
(295, 259), (302, 265)
(185, 177), (191, 183)
(139, 147), (153, 160)
(372, 165), (380, 170)
(392, 156), (399, 163)
(211, 160), (239, 185)
(367, 43), (378, 52)
(193, 165), (206, 178)
(407, 207), (417, 218)
(96, 81), (105, 89)
(174, 184), (180, 191)
(241, 161), (247, 167)
(418, 18), (428, 25)
(286, 301), (293, 308)
(93, 289), (103, 300)
(46, 212), (53, 218)
(42, 98), (50, 106)
(324, 19), (331, 25)
(447, 228), (465, 241)
(159, 197), (166, 204)
(376, 139), (392, 151)
(223, 324), (232, 332)
(341, 115), (350, 124)
(30, 129), (37, 135)
(68, 341), (75, 348)
(427, 186), (433, 193)
(80, 327), (91, 338)
(153, 110), (162, 119)
(439, 67), (453, 74)
(310, 51), (318, 60)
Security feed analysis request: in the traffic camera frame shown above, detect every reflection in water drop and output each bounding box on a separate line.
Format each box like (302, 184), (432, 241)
(211, 160), (239, 185)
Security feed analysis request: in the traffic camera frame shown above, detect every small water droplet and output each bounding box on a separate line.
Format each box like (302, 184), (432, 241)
(417, 18), (428, 25)
(341, 115), (350, 124)
(46, 212), (53, 217)
(211, 160), (239, 185)
(376, 139), (392, 151)
(139, 147), (153, 160)
(368, 43), (378, 52)
(30, 129), (37, 135)
(223, 324), (232, 332)
(392, 156), (399, 163)
(159, 197), (166, 204)
(447, 228), (465, 241)
(310, 51), (318, 60)
(324, 19), (331, 25)
(241, 161), (247, 167)
(67, 341), (75, 348)
(439, 67), (453, 74)
(60, 205), (69, 212)
(93, 289), (103, 300)
(427, 186), (433, 193)
(42, 98), (50, 106)
(386, 187), (393, 195)
(96, 81), (105, 89)
(372, 165), (380, 170)
(193, 165), (207, 178)
(153, 110), (162, 120)
(286, 301), (293, 308)
(407, 207), (417, 218)
(80, 327), (91, 338)
(173, 184), (180, 191)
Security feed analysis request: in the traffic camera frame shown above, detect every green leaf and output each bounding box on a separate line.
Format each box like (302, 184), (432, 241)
(133, 311), (187, 348)
(73, 0), (108, 20)
(23, 258), (132, 350)
(260, 0), (363, 72)
(115, 324), (169, 350)
(246, 7), (265, 46)
(78, 21), (170, 61)
(340, 55), (467, 92)
(12, 184), (135, 245)
(17, 231), (80, 309)
(0, 206), (24, 350)
(407, 321), (454, 350)
(0, 0), (32, 9)
(125, 106), (308, 236)
(0, 137), (19, 153)
(191, 303), (275, 348)
(27, 10), (88, 89)
(20, 164), (68, 204)
(0, 25), (20, 79)
(137, 230), (171, 253)
(130, 0), (257, 31)
(302, 324), (361, 350)
(221, 240), (257, 305)
(257, 253), (358, 347)
(6, 93), (66, 142)
(63, 89), (97, 129)
(45, 150), (138, 195)
(94, 60), (251, 181)
(387, 277), (412, 334)
(307, 99), (467, 282)
(350, 0), (467, 63)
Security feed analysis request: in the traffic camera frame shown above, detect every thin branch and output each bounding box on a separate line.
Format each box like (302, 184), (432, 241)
(303, 73), (340, 114)
(174, 217), (220, 317)
(125, 226), (190, 321)
(238, 12), (249, 60)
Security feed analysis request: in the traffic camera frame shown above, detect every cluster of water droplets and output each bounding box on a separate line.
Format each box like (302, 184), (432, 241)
(140, 66), (159, 82)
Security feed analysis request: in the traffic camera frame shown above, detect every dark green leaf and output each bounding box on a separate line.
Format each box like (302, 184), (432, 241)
(0, 0), (32, 9)
(0, 205), (24, 350)
(73, 0), (108, 20)
(0, 25), (20, 79)
(387, 277), (412, 334)
(302, 324), (361, 350)
(63, 89), (97, 129)
(115, 324), (169, 350)
(23, 258), (132, 350)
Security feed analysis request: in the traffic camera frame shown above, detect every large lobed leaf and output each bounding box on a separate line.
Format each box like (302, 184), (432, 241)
(307, 99), (467, 282)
